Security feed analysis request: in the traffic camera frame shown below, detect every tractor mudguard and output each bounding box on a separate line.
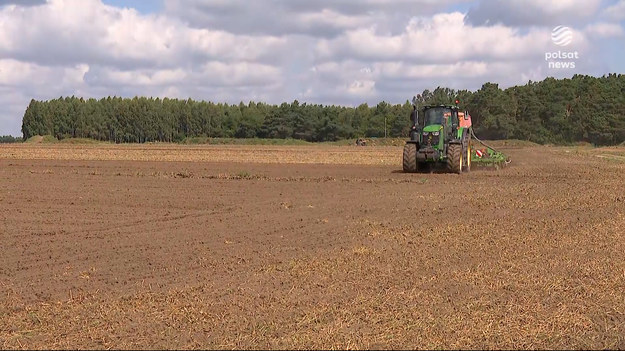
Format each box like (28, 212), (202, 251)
(406, 140), (420, 150)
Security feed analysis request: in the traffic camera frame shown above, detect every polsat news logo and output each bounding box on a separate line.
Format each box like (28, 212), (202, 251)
(546, 26), (578, 69)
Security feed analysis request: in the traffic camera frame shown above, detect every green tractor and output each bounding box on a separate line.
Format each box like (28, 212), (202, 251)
(403, 101), (472, 174)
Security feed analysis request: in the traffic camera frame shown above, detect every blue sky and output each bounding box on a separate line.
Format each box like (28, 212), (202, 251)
(0, 0), (624, 135)
(102, 0), (161, 13)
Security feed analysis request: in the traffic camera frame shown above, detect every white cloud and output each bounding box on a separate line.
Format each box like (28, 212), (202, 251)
(0, 0), (286, 70)
(466, 0), (603, 26)
(164, 0), (468, 37)
(315, 13), (583, 63)
(0, 59), (88, 89)
(197, 62), (282, 87)
(347, 80), (376, 96)
(298, 9), (371, 31)
(0, 0), (46, 7)
(375, 61), (490, 79)
(585, 22), (625, 37)
(602, 0), (625, 21)
(85, 67), (187, 87)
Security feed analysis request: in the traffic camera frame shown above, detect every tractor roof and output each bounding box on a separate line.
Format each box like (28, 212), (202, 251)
(423, 105), (460, 110)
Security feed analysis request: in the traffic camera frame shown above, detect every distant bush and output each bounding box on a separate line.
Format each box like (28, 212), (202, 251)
(0, 135), (22, 143)
(58, 138), (105, 144)
(25, 135), (58, 143)
(42, 135), (59, 143)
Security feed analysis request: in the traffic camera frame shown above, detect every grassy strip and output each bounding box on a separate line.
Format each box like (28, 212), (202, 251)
(22, 135), (610, 149)
(180, 137), (312, 145)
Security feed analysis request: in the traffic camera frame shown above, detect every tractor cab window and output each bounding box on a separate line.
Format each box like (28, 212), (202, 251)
(423, 107), (452, 126)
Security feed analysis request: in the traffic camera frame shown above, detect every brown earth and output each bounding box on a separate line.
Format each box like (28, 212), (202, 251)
(1, 144), (624, 349)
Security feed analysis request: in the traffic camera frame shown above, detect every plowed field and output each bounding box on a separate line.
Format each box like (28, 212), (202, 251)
(1, 143), (624, 349)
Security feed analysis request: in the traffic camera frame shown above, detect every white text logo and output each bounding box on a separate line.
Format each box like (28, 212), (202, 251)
(546, 26), (578, 69)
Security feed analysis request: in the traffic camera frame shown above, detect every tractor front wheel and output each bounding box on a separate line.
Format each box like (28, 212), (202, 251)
(447, 144), (463, 174)
(465, 145), (471, 172)
(403, 143), (417, 173)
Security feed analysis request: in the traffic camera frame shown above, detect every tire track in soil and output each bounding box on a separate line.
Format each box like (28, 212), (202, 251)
(1, 160), (366, 303)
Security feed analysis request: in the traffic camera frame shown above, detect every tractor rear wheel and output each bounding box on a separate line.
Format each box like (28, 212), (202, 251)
(447, 144), (463, 174)
(403, 143), (417, 173)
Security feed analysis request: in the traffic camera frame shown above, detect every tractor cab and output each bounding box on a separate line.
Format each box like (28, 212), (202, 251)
(424, 106), (456, 128)
(422, 106), (456, 146)
(415, 105), (460, 150)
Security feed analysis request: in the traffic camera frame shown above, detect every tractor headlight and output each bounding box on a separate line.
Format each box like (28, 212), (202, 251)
(433, 131), (440, 136)
(423, 132), (429, 136)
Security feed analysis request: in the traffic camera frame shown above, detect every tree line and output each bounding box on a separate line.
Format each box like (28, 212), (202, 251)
(21, 74), (625, 145)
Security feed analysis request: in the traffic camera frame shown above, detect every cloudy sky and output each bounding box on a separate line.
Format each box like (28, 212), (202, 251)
(1, 0), (624, 135)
